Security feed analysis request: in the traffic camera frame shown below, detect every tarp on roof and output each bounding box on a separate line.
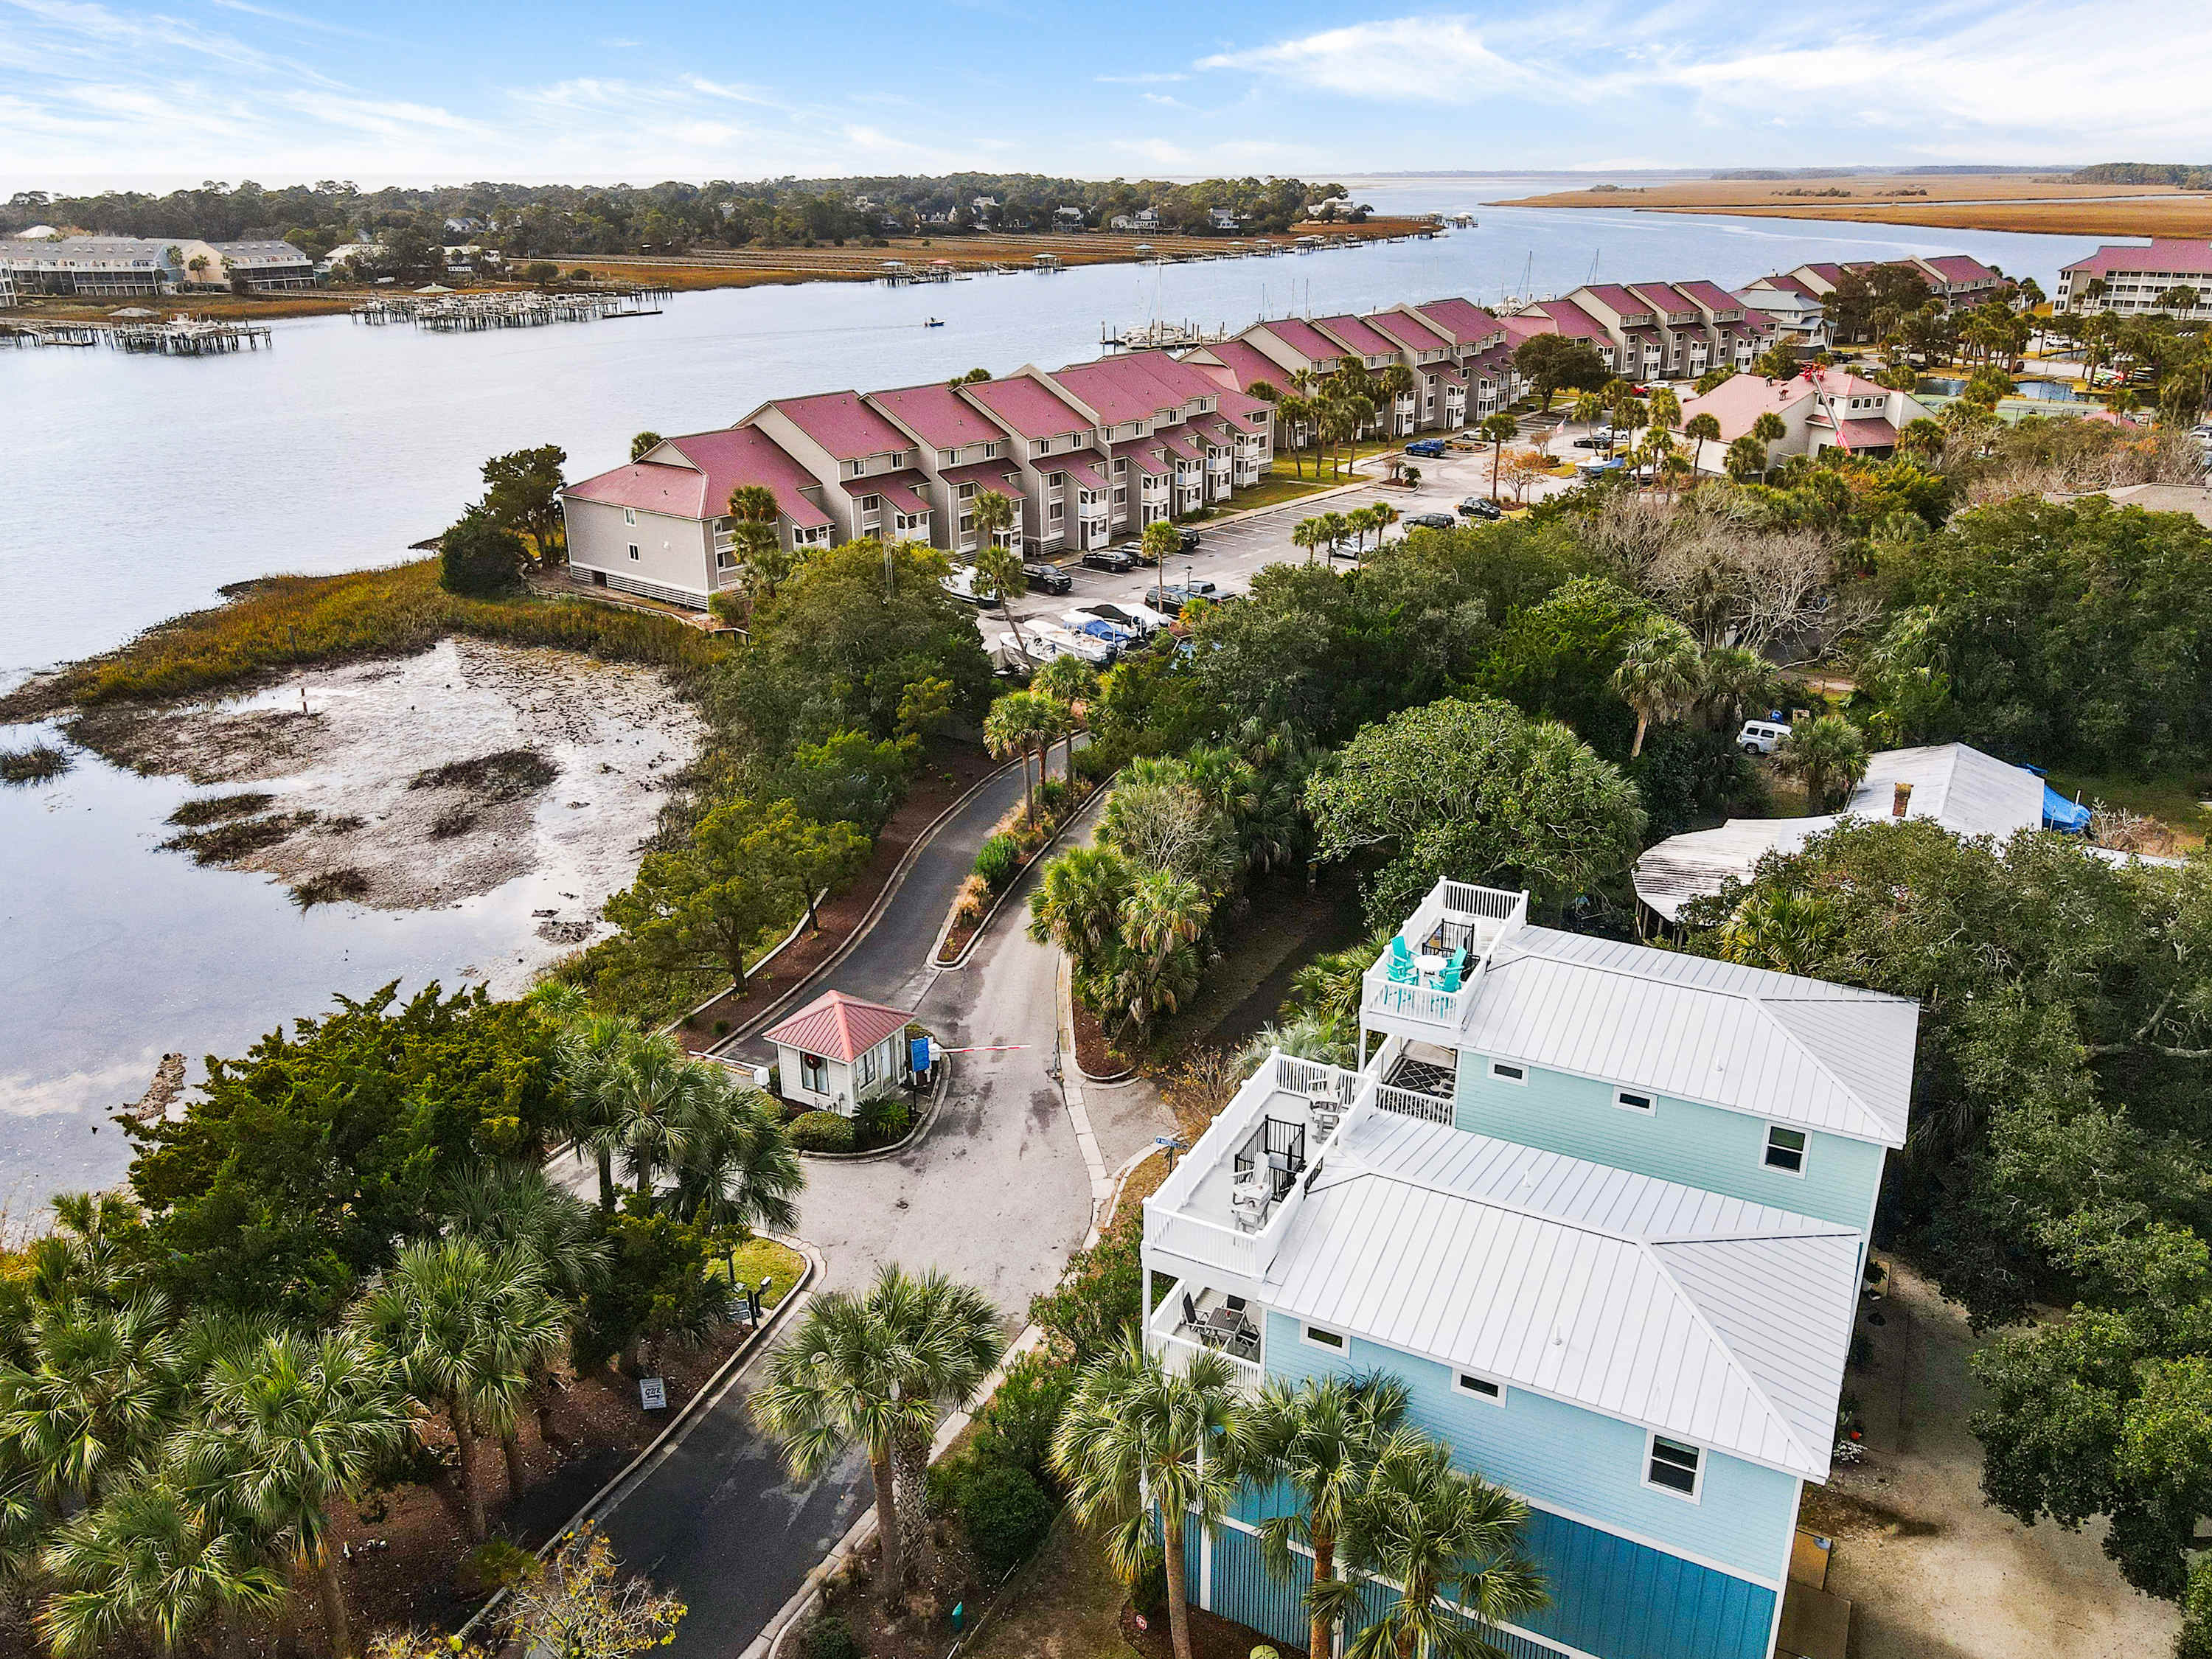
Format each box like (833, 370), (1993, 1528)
(2043, 785), (2092, 833)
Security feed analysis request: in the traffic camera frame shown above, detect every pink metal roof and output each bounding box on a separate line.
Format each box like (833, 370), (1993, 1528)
(1433, 364), (1467, 387)
(1681, 372), (1815, 441)
(1113, 439), (1168, 476)
(961, 372), (1093, 439)
(942, 459), (1025, 498)
(1674, 279), (1745, 316)
(1311, 312), (1399, 358)
(765, 990), (913, 1063)
(1582, 283), (1653, 321)
(1832, 417), (1899, 451)
(1155, 431), (1202, 463)
(849, 470), (931, 515)
(1520, 298), (1610, 341)
(564, 427), (832, 529)
(1185, 338), (1290, 394)
(1364, 309), (1451, 354)
(2061, 238), (2212, 278)
(1051, 351), (1211, 426)
(1250, 316), (1347, 366)
(1749, 273), (1824, 303)
(1918, 254), (1999, 285)
(1065, 459), (1108, 490)
(867, 381), (1006, 450)
(1410, 297), (1504, 347)
(1627, 281), (1697, 317)
(1215, 387), (1273, 422)
(764, 390), (911, 462)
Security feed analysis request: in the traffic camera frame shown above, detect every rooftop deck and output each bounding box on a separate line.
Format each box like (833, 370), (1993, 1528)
(1360, 880), (1527, 1035)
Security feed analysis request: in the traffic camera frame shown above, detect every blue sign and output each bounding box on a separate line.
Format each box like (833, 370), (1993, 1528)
(911, 1035), (931, 1076)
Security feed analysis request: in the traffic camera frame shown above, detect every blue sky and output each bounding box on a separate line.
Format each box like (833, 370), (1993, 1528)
(4, 0), (2209, 192)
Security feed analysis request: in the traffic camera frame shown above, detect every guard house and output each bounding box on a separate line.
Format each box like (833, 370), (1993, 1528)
(764, 990), (915, 1115)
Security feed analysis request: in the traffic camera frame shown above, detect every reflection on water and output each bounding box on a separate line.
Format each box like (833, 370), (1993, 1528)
(0, 175), (2102, 1198)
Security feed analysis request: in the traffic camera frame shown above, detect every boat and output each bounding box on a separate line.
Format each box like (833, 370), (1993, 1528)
(924, 317), (945, 327)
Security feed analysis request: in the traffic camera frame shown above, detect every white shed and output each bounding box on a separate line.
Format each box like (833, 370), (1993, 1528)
(764, 990), (916, 1116)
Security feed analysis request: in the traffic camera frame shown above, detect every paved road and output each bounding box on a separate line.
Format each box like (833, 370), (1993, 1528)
(594, 780), (1166, 1659)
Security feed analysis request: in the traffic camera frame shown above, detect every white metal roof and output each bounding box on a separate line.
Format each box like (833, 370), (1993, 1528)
(1268, 1111), (1861, 1479)
(1629, 817), (1836, 922)
(1466, 927), (1917, 1144)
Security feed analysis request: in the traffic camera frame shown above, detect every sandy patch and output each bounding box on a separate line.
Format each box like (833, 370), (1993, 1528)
(74, 638), (703, 920)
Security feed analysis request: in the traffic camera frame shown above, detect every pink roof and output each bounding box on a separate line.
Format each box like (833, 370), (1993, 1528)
(2061, 238), (2212, 278)
(1064, 459), (1108, 491)
(563, 427), (832, 529)
(1249, 316), (1348, 366)
(1433, 364), (1467, 387)
(1363, 310), (1450, 354)
(1052, 351), (1214, 427)
(1582, 284), (1653, 321)
(763, 390), (911, 463)
(867, 381), (1006, 450)
(1919, 254), (1999, 285)
(1798, 262), (1848, 287)
(765, 990), (912, 1063)
(1681, 372), (1816, 441)
(1215, 387), (1273, 422)
(1410, 297), (1503, 347)
(961, 373), (1093, 440)
(1832, 417), (1899, 451)
(1113, 439), (1168, 476)
(1156, 431), (1202, 463)
(1186, 338), (1291, 394)
(1520, 298), (1610, 341)
(1311, 313), (1399, 358)
(942, 459), (1024, 498)
(1672, 279), (1743, 316)
(849, 470), (931, 515)
(1749, 273), (1823, 303)
(1627, 282), (1697, 318)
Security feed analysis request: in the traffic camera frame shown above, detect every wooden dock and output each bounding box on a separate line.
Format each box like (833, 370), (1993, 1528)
(349, 286), (672, 330)
(108, 317), (273, 355)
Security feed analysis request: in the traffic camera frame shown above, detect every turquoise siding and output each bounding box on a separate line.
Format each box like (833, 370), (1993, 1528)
(1453, 1051), (1885, 1231)
(1265, 1313), (1796, 1585)
(1203, 1522), (1773, 1659)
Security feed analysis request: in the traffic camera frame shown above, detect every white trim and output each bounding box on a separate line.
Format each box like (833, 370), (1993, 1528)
(1764, 1124), (1809, 1177)
(1643, 1430), (1705, 1502)
(1489, 1060), (1528, 1086)
(1453, 1370), (1506, 1406)
(1614, 1088), (1655, 1113)
(1300, 1323), (1347, 1354)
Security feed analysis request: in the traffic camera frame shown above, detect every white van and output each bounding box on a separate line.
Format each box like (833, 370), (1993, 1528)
(1736, 719), (1792, 756)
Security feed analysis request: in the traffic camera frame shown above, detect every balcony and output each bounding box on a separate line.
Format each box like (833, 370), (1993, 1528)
(1360, 880), (1528, 1037)
(1148, 1284), (1262, 1395)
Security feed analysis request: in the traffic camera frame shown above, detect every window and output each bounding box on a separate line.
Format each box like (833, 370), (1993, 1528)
(847, 459), (866, 478)
(1032, 439), (1049, 456)
(1489, 1061), (1526, 1085)
(1455, 1372), (1504, 1405)
(1646, 1435), (1702, 1498)
(622, 507), (636, 526)
(959, 513), (975, 535)
(1048, 502), (1064, 524)
(716, 551), (737, 569)
(857, 1045), (877, 1087)
(861, 495), (881, 513)
(1765, 1125), (1807, 1175)
(1615, 1089), (1654, 1113)
(1113, 457), (1127, 475)
(1301, 1324), (1345, 1352)
(940, 448), (959, 467)
(799, 1053), (827, 1094)
(958, 481), (976, 501)
(984, 441), (1001, 458)
(627, 544), (641, 561)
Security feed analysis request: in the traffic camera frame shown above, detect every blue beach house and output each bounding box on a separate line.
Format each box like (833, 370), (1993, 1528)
(1141, 881), (1918, 1659)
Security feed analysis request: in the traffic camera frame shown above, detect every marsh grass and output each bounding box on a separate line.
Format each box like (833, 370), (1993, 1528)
(166, 791), (276, 827)
(0, 743), (72, 785)
(160, 811), (317, 864)
(409, 748), (558, 801)
(0, 558), (726, 720)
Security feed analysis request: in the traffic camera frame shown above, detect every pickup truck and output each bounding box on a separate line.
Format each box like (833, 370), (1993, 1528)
(1402, 438), (1448, 457)
(1023, 562), (1073, 594)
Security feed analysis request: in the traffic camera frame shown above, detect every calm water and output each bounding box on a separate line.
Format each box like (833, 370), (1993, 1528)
(0, 174), (2102, 1200)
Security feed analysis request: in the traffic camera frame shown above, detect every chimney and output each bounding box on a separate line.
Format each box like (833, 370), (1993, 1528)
(1892, 782), (1913, 818)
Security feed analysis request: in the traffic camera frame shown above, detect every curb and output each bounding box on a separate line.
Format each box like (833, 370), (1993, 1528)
(455, 1231), (823, 1643)
(930, 779), (1103, 970)
(665, 894), (823, 1038)
(793, 1053), (952, 1164)
(1054, 953), (1116, 1223)
(708, 759), (1023, 1058)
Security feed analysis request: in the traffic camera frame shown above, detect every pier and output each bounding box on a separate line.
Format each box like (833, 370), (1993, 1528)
(0, 322), (101, 347)
(348, 287), (671, 330)
(1100, 319), (1231, 352)
(108, 317), (274, 355)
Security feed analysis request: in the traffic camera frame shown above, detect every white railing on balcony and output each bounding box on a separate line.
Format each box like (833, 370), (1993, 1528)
(1363, 957), (1470, 1028)
(1357, 1072), (1455, 1127)
(1361, 880), (1528, 1033)
(1156, 1329), (1262, 1394)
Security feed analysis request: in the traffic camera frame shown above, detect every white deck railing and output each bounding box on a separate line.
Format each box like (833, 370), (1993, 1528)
(1360, 1074), (1455, 1126)
(1361, 880), (1528, 1033)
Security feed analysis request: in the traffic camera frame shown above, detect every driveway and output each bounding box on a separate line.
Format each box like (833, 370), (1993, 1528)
(594, 786), (1167, 1658)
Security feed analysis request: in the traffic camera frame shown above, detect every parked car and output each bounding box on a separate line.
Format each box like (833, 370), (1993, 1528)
(1177, 526), (1203, 552)
(1571, 430), (1616, 450)
(941, 565), (1001, 607)
(1736, 719), (1792, 756)
(1080, 547), (1136, 572)
(1405, 512), (1457, 531)
(1403, 438), (1447, 457)
(1179, 577), (1220, 597)
(1457, 496), (1503, 520)
(1023, 561), (1072, 594)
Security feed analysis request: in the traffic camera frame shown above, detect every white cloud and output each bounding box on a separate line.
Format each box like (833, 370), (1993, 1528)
(1096, 72), (1187, 84)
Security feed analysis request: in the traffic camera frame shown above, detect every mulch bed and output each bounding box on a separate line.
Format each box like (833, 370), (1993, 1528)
(672, 739), (998, 1049)
(1073, 995), (1139, 1079)
(933, 782), (1101, 966)
(1121, 1599), (1285, 1659)
(805, 1529), (988, 1659)
(312, 1319), (757, 1652)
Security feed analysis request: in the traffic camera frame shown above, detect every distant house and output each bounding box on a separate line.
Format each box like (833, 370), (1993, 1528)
(764, 990), (914, 1115)
(1738, 274), (1832, 349)
(2055, 239), (2212, 318)
(1131, 206), (1161, 232)
(1054, 205), (1087, 228)
(1677, 367), (1933, 470)
(1207, 207), (1239, 231)
(209, 240), (316, 291)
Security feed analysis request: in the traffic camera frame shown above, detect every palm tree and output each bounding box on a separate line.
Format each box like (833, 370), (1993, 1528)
(352, 1237), (567, 1542)
(1108, 869), (1211, 1034)
(606, 1031), (706, 1201)
(1027, 844), (1134, 978)
(1143, 517), (1180, 610)
(969, 483), (1018, 568)
(1478, 413), (1518, 500)
(1317, 509), (1352, 560)
(1570, 389), (1605, 440)
(1290, 516), (1324, 565)
(1242, 1375), (1411, 1659)
(439, 1161), (613, 1305)
(1646, 386), (1682, 436)
(0, 1293), (184, 1514)
(1775, 713), (1870, 811)
(751, 1266), (1002, 1610)
(877, 1271), (1003, 1583)
(669, 1068), (804, 1235)
(973, 532), (1031, 658)
(1375, 365), (1416, 439)
(984, 689), (1066, 824)
(1612, 620), (1704, 758)
(1748, 410), (1787, 463)
(37, 1471), (285, 1658)
(1699, 644), (1778, 732)
(178, 1329), (407, 1659)
(1724, 435), (1768, 481)
(554, 1013), (636, 1212)
(1366, 501), (1399, 559)
(1275, 394), (1314, 478)
(1683, 412), (1722, 476)
(1032, 653), (1099, 783)
(629, 431), (664, 462)
(1051, 1332), (1239, 1659)
(726, 483), (793, 602)
(1340, 1430), (1546, 1659)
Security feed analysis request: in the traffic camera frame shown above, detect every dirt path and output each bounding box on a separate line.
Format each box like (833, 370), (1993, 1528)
(1809, 1262), (2176, 1659)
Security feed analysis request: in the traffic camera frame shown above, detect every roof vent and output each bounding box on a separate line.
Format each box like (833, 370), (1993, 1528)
(1892, 782), (1913, 818)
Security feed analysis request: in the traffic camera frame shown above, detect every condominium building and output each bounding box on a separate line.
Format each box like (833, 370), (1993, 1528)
(1548, 283), (1776, 383)
(1676, 368), (1934, 472)
(1144, 880), (1916, 1659)
(1736, 276), (1831, 350)
(0, 236), (315, 296)
(2054, 240), (2212, 318)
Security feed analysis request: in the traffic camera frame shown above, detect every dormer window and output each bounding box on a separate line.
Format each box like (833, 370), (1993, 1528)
(846, 459), (866, 479)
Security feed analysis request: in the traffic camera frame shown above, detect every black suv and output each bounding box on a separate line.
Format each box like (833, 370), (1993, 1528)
(1457, 496), (1503, 521)
(1178, 526), (1203, 552)
(1081, 547), (1137, 573)
(1023, 562), (1073, 594)
(1405, 512), (1458, 532)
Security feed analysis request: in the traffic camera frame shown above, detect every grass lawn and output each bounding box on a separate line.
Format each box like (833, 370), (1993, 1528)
(964, 1514), (1129, 1659)
(703, 1237), (807, 1307)
(2042, 768), (2211, 849)
(1218, 473), (1338, 512)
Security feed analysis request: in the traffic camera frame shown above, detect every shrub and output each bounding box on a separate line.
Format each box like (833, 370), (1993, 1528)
(709, 589), (748, 627)
(1029, 1206), (1141, 1364)
(1071, 742), (1114, 785)
(855, 1096), (910, 1150)
(971, 1350), (1074, 1483)
(799, 1613), (863, 1659)
(952, 873), (990, 927)
(0, 743), (72, 785)
(973, 832), (1021, 889)
(945, 1458), (1055, 1576)
(787, 1110), (855, 1153)
(459, 1535), (541, 1595)
(1036, 776), (1070, 819)
(439, 509), (527, 597)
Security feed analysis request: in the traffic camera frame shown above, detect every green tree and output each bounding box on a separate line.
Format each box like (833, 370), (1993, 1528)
(667, 1068), (804, 1236)
(1478, 413), (1520, 500)
(1512, 333), (1610, 411)
(1099, 869), (1211, 1036)
(1340, 1431), (1546, 1659)
(178, 1328), (408, 1659)
(1724, 434), (1769, 481)
(352, 1237), (567, 1543)
(439, 509), (526, 597)
(1051, 1332), (1239, 1659)
(1683, 411), (1722, 475)
(603, 796), (866, 992)
(481, 445), (567, 563)
(1773, 713), (1869, 810)
(556, 1015), (644, 1212)
(1027, 844), (1137, 979)
(1031, 653), (1099, 781)
(629, 431), (664, 462)
(725, 483), (795, 602)
(1306, 695), (1646, 925)
(984, 689), (1068, 824)
(1243, 1375), (1411, 1659)
(1612, 617), (1705, 758)
(973, 532), (1031, 658)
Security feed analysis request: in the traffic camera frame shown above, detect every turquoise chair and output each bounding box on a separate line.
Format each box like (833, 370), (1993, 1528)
(1435, 965), (1463, 995)
(1445, 946), (1469, 978)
